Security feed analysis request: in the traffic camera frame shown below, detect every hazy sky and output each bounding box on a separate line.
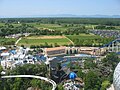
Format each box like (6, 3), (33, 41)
(0, 0), (120, 17)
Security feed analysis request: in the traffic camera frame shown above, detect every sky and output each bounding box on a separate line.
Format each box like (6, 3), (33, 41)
(0, 0), (120, 17)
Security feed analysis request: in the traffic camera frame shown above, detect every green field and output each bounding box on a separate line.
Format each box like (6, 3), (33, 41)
(18, 36), (71, 46)
(0, 38), (17, 45)
(28, 23), (61, 28)
(0, 23), (5, 26)
(66, 34), (102, 40)
(66, 34), (114, 46)
(27, 23), (94, 31)
(1, 22), (119, 31)
(0, 22), (69, 31)
(27, 23), (69, 31)
(0, 22), (21, 27)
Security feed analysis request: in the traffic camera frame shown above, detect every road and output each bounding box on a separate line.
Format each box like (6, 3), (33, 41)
(1, 75), (57, 90)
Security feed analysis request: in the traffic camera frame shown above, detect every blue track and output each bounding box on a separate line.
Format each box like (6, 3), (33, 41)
(99, 38), (120, 49)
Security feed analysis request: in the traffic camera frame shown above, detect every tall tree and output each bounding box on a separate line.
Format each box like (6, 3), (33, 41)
(0, 65), (3, 73)
(85, 71), (101, 90)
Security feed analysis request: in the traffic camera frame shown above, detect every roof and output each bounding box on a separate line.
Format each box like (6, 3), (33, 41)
(45, 47), (66, 52)
(80, 47), (98, 51)
(0, 47), (6, 50)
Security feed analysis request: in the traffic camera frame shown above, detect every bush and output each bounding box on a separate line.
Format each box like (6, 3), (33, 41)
(101, 80), (110, 90)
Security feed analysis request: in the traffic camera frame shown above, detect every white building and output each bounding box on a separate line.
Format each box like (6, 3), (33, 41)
(113, 62), (120, 90)
(0, 47), (35, 69)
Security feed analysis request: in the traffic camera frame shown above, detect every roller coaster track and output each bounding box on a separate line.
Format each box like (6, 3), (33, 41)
(96, 38), (120, 54)
(1, 75), (57, 90)
(100, 38), (120, 49)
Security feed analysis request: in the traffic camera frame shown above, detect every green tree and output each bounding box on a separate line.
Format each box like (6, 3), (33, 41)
(12, 78), (23, 90)
(84, 60), (96, 69)
(31, 79), (41, 89)
(85, 71), (101, 90)
(0, 65), (3, 89)
(102, 52), (120, 70)
(11, 64), (47, 76)
(77, 69), (84, 79)
(54, 43), (59, 47)
(0, 65), (3, 73)
(56, 84), (64, 90)
(3, 64), (49, 90)
(101, 80), (110, 90)
(44, 42), (49, 47)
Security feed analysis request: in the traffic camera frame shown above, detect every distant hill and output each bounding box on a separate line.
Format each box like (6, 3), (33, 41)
(0, 14), (120, 18)
(45, 14), (120, 18)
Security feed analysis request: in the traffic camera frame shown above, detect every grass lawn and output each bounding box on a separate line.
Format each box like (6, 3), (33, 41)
(27, 23), (65, 30)
(18, 35), (71, 46)
(66, 34), (102, 40)
(12, 23), (21, 27)
(0, 23), (21, 27)
(115, 26), (120, 30)
(0, 23), (5, 26)
(0, 38), (17, 45)
(27, 23), (83, 31)
(66, 34), (114, 46)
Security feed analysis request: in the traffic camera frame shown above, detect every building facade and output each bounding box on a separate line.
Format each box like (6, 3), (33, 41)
(44, 47), (66, 57)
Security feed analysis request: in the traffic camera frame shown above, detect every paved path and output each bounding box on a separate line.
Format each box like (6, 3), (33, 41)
(64, 35), (74, 45)
(15, 37), (22, 45)
(1, 75), (57, 90)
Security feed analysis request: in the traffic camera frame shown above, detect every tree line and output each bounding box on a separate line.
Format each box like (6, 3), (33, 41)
(0, 18), (120, 26)
(0, 23), (88, 37)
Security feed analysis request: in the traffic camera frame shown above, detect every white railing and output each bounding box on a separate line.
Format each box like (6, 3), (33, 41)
(1, 75), (57, 90)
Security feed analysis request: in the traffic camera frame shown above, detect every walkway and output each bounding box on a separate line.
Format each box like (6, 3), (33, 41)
(64, 35), (74, 45)
(1, 75), (57, 90)
(15, 37), (22, 45)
